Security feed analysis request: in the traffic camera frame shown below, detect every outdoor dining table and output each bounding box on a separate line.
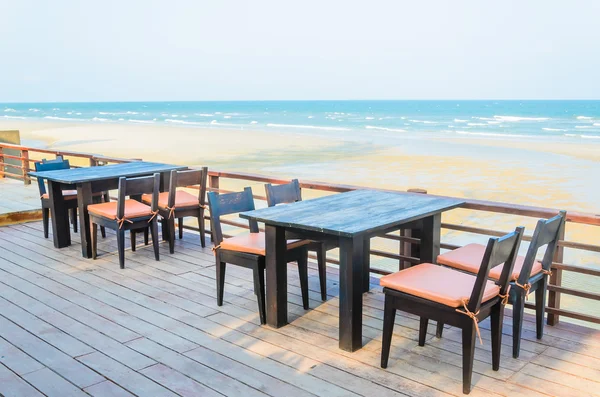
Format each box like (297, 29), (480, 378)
(29, 161), (186, 258)
(240, 189), (464, 352)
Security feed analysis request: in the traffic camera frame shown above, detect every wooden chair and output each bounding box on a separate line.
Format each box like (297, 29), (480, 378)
(380, 227), (523, 394)
(435, 211), (566, 358)
(208, 187), (311, 324)
(264, 179), (335, 301)
(141, 167), (208, 253)
(88, 174), (161, 269)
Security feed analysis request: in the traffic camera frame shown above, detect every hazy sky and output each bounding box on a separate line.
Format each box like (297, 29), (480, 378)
(1, 1), (599, 102)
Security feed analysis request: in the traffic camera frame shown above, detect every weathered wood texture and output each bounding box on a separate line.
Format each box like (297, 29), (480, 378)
(0, 221), (598, 396)
(241, 189), (463, 238)
(28, 162), (186, 185)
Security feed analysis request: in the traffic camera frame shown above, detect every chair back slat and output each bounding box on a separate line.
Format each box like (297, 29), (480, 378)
(168, 167), (208, 208)
(265, 179), (301, 207)
(467, 227), (524, 313)
(207, 187), (257, 245)
(116, 174), (160, 219)
(34, 158), (71, 196)
(517, 211), (566, 284)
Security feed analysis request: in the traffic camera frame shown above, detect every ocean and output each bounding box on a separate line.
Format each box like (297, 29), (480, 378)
(2, 100), (600, 141)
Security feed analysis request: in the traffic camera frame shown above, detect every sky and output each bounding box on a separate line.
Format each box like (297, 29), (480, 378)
(1, 0), (599, 102)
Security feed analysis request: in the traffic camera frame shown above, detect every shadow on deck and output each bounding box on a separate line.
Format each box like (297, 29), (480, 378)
(0, 220), (598, 397)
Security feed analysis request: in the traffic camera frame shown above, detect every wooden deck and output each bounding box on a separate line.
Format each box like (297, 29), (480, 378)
(0, 179), (41, 216)
(0, 221), (599, 397)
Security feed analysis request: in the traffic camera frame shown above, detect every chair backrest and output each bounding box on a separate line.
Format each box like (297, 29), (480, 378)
(168, 167), (208, 208)
(207, 187), (258, 245)
(41, 155), (64, 164)
(34, 158), (71, 197)
(516, 211), (566, 285)
(467, 227), (524, 313)
(265, 179), (302, 207)
(116, 173), (160, 219)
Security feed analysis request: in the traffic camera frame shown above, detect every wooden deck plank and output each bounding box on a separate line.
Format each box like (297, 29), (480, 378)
(21, 367), (90, 397)
(0, 363), (45, 397)
(0, 221), (598, 397)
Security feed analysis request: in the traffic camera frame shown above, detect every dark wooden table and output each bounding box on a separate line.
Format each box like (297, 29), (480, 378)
(29, 161), (186, 258)
(240, 189), (464, 352)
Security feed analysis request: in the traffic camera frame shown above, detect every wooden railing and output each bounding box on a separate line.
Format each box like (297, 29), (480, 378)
(2, 143), (599, 328)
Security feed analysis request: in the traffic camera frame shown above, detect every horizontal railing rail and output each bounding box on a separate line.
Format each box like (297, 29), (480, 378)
(1, 142), (599, 327)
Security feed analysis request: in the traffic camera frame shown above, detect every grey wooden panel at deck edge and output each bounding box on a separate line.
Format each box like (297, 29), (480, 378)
(241, 189), (463, 237)
(28, 162), (186, 184)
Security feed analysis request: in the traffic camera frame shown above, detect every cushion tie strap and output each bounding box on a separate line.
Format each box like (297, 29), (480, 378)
(542, 269), (552, 277)
(116, 217), (133, 229)
(200, 204), (208, 210)
(515, 281), (532, 300)
(498, 285), (511, 305)
(148, 210), (159, 223)
(456, 299), (482, 345)
(211, 244), (221, 255)
(166, 206), (176, 219)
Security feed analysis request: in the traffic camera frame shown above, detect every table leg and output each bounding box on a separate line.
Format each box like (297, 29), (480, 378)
(339, 236), (363, 352)
(77, 182), (93, 258)
(363, 237), (371, 293)
(265, 225), (288, 327)
(420, 213), (441, 264)
(48, 181), (71, 248)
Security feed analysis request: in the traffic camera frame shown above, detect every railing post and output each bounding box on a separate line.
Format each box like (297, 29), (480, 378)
(0, 147), (4, 178)
(21, 149), (31, 185)
(209, 174), (220, 192)
(89, 157), (98, 167)
(399, 188), (427, 269)
(547, 219), (566, 326)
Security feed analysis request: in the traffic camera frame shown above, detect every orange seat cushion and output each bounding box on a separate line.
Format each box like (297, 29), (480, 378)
(437, 243), (542, 281)
(379, 263), (500, 308)
(41, 190), (78, 200)
(141, 191), (199, 209)
(219, 232), (309, 256)
(88, 199), (152, 220)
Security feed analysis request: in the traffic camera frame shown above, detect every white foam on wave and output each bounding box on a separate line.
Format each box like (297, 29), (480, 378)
(98, 111), (112, 115)
(266, 123), (350, 131)
(409, 119), (436, 124)
(594, 123), (600, 126)
(365, 126), (407, 133)
(454, 119), (468, 122)
(28, 108), (40, 112)
(493, 115), (549, 122)
(542, 128), (567, 132)
(4, 108), (16, 112)
(455, 131), (533, 138)
(127, 111), (139, 115)
(3, 115), (26, 119)
(472, 117), (494, 121)
(486, 121), (502, 125)
(250, 121), (258, 124)
(52, 108), (60, 111)
(129, 119), (154, 124)
(75, 113), (81, 115)
(564, 133), (577, 137)
(467, 123), (486, 126)
(365, 117), (375, 120)
(575, 125), (593, 129)
(577, 116), (593, 120)
(223, 115), (231, 119)
(581, 135), (600, 139)
(195, 113), (213, 117)
(165, 119), (204, 126)
(44, 116), (80, 121)
(92, 117), (110, 122)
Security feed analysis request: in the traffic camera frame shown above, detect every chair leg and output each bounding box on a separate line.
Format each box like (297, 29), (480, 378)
(100, 226), (106, 238)
(161, 219), (168, 241)
(150, 219), (160, 261)
(71, 208), (78, 233)
(117, 229), (126, 269)
(42, 208), (50, 238)
(381, 296), (396, 368)
(436, 322), (444, 338)
(178, 217), (184, 239)
(512, 292), (525, 359)
(144, 227), (149, 245)
(419, 317), (429, 346)
(297, 249), (309, 310)
(216, 261), (226, 306)
(535, 278), (547, 340)
(168, 218), (176, 254)
(253, 266), (267, 325)
(316, 244), (327, 301)
(130, 230), (136, 252)
(491, 302), (504, 371)
(90, 222), (98, 259)
(462, 324), (476, 394)
(198, 210), (206, 248)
